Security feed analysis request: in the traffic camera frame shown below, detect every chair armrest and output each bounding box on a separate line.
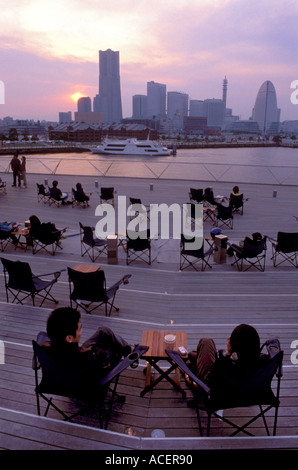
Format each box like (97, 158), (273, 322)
(106, 274), (132, 297)
(32, 269), (66, 280)
(100, 345), (149, 386)
(166, 349), (211, 395)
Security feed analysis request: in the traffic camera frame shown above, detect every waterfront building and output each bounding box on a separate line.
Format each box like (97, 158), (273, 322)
(74, 112), (103, 125)
(77, 97), (92, 113)
(59, 112), (72, 124)
(147, 81), (166, 119)
(183, 116), (207, 135)
(203, 99), (225, 129)
(93, 94), (100, 113)
(167, 91), (189, 131)
(189, 100), (204, 117)
(252, 80), (280, 134)
(132, 95), (148, 119)
(98, 49), (123, 124)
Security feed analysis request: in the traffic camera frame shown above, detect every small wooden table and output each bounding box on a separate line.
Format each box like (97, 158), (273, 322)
(140, 330), (187, 397)
(11, 227), (29, 251)
(73, 264), (100, 273)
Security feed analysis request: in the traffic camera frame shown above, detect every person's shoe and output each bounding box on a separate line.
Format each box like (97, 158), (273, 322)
(11, 184), (16, 187)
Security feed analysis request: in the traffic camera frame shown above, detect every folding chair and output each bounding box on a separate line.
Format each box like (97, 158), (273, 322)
(36, 183), (50, 204)
(180, 234), (212, 271)
(166, 339), (283, 437)
(230, 236), (267, 272)
(79, 222), (107, 262)
(99, 187), (114, 206)
(203, 187), (217, 207)
(1, 257), (63, 307)
(229, 193), (244, 215)
(68, 267), (131, 316)
(215, 204), (233, 229)
(29, 216), (66, 256)
(0, 178), (7, 194)
(126, 229), (151, 265)
(0, 222), (17, 251)
(270, 232), (298, 268)
(129, 197), (150, 222)
(32, 335), (148, 429)
(72, 188), (89, 208)
(189, 188), (204, 204)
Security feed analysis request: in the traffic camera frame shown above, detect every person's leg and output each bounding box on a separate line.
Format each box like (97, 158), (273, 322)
(196, 338), (217, 383)
(81, 327), (131, 362)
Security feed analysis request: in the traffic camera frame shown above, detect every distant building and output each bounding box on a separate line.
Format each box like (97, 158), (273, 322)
(189, 100), (204, 117)
(98, 49), (123, 124)
(74, 112), (103, 125)
(184, 116), (207, 135)
(227, 120), (260, 134)
(77, 97), (92, 113)
(93, 94), (100, 113)
(203, 99), (225, 129)
(59, 112), (72, 123)
(167, 91), (189, 131)
(281, 120), (298, 136)
(132, 94), (148, 119)
(252, 81), (280, 134)
(147, 81), (166, 119)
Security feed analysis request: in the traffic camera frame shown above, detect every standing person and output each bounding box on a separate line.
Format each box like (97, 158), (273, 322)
(10, 153), (21, 187)
(20, 156), (27, 188)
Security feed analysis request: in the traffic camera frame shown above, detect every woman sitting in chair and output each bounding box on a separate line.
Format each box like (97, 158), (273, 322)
(227, 232), (263, 257)
(29, 215), (62, 244)
(75, 182), (90, 204)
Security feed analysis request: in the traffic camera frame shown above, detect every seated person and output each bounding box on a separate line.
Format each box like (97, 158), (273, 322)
(39, 307), (131, 379)
(75, 182), (90, 203)
(29, 215), (62, 244)
(227, 232), (263, 256)
(187, 324), (268, 392)
(230, 185), (240, 198)
(50, 180), (69, 204)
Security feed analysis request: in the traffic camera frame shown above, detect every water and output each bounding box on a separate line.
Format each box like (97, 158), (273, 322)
(1, 146), (298, 184)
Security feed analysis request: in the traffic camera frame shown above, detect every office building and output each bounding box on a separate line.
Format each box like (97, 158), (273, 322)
(147, 81), (166, 119)
(77, 97), (92, 113)
(189, 100), (204, 117)
(167, 92), (189, 131)
(132, 95), (148, 119)
(59, 112), (72, 124)
(203, 99), (225, 129)
(98, 49), (123, 124)
(252, 80), (280, 134)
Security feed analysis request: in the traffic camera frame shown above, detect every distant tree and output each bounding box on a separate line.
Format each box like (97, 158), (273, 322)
(8, 128), (18, 141)
(31, 134), (39, 141)
(272, 135), (281, 145)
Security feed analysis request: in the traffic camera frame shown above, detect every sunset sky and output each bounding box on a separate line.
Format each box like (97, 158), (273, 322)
(1, 0), (298, 122)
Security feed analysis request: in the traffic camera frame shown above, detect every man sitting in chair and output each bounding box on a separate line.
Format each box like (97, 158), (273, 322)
(187, 324), (269, 388)
(227, 232), (263, 257)
(39, 307), (131, 379)
(50, 180), (69, 205)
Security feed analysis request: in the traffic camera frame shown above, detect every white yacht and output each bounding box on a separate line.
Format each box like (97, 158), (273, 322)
(92, 138), (171, 156)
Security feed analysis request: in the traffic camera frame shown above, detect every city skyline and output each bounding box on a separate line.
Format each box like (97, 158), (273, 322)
(1, 0), (298, 122)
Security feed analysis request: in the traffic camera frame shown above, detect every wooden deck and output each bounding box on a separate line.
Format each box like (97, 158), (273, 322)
(1, 170), (298, 450)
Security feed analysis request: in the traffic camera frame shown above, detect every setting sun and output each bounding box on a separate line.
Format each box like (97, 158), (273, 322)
(71, 92), (83, 102)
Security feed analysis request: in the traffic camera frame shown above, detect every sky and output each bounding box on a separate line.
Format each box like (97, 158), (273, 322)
(1, 0), (298, 123)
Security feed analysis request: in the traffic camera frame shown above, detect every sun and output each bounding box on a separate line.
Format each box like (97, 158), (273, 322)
(71, 92), (83, 102)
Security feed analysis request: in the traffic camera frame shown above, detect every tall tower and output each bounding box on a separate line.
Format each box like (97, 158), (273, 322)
(98, 49), (123, 124)
(222, 76), (228, 109)
(252, 80), (279, 134)
(147, 81), (166, 119)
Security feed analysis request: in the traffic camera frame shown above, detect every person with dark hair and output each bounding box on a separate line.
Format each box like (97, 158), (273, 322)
(50, 180), (69, 204)
(41, 307), (131, 377)
(187, 324), (265, 389)
(10, 153), (21, 187)
(227, 232), (263, 257)
(75, 182), (90, 204)
(20, 156), (27, 188)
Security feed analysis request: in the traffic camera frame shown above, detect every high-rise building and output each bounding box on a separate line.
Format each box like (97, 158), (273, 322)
(222, 76), (228, 110)
(132, 94), (148, 119)
(203, 99), (225, 129)
(189, 100), (204, 117)
(147, 81), (166, 119)
(252, 80), (280, 134)
(167, 91), (189, 131)
(59, 111), (72, 123)
(98, 49), (123, 124)
(77, 97), (92, 112)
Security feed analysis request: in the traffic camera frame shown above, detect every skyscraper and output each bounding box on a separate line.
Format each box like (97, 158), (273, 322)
(77, 97), (91, 112)
(222, 76), (228, 110)
(132, 94), (148, 119)
(98, 49), (123, 124)
(252, 81), (280, 134)
(147, 81), (166, 119)
(167, 91), (189, 131)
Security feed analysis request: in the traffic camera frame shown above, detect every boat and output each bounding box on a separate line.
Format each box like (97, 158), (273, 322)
(92, 138), (171, 156)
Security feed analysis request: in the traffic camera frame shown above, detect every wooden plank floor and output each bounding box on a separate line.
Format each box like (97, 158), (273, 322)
(1, 170), (298, 449)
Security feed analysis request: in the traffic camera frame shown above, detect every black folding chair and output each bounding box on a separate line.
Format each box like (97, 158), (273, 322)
(1, 257), (63, 307)
(229, 193), (244, 215)
(72, 188), (89, 208)
(0, 178), (7, 194)
(230, 236), (267, 272)
(36, 183), (50, 204)
(166, 340), (283, 437)
(79, 222), (107, 262)
(99, 187), (114, 206)
(270, 232), (298, 268)
(29, 216), (66, 256)
(215, 204), (233, 229)
(0, 222), (17, 251)
(126, 229), (151, 265)
(32, 335), (148, 429)
(129, 197), (150, 222)
(68, 267), (131, 316)
(189, 188), (204, 204)
(180, 234), (212, 271)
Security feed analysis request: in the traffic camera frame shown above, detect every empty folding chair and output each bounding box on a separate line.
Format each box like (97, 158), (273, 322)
(215, 204), (233, 229)
(126, 229), (151, 265)
(180, 234), (212, 271)
(79, 222), (107, 262)
(270, 232), (298, 268)
(99, 187), (114, 206)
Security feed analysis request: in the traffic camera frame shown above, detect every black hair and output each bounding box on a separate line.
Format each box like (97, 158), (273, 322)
(230, 324), (260, 363)
(47, 307), (81, 345)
